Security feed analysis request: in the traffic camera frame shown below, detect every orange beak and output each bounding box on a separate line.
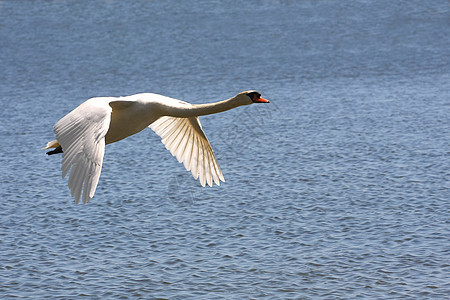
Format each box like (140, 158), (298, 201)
(255, 97), (270, 103)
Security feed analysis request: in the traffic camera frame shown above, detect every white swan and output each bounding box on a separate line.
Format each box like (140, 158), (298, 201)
(44, 90), (269, 204)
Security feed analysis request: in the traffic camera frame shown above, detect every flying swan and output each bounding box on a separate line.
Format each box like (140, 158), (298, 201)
(44, 90), (269, 204)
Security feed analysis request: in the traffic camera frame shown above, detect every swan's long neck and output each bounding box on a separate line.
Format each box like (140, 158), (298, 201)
(164, 97), (242, 118)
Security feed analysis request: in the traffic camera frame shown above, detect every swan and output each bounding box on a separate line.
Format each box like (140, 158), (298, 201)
(44, 90), (269, 204)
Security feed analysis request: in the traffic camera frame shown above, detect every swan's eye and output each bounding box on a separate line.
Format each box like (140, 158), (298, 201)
(247, 92), (261, 102)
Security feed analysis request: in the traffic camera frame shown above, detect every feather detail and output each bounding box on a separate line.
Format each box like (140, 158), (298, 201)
(149, 116), (225, 186)
(54, 98), (111, 204)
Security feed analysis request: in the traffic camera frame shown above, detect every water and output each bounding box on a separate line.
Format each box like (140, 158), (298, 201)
(1, 0), (449, 298)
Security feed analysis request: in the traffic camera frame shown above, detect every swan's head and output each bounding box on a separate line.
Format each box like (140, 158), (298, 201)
(235, 90), (270, 106)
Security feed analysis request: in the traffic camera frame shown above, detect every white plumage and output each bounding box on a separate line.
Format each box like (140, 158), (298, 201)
(44, 91), (269, 204)
(150, 116), (224, 187)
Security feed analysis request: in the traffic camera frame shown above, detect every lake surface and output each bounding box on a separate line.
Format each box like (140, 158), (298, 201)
(0, 0), (449, 298)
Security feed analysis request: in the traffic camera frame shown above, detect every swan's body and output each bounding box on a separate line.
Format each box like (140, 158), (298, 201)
(44, 91), (269, 204)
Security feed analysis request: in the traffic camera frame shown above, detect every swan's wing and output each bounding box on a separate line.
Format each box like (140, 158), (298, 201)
(149, 116), (225, 187)
(54, 98), (112, 204)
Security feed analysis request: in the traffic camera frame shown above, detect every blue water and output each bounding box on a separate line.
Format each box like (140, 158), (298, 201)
(1, 0), (449, 298)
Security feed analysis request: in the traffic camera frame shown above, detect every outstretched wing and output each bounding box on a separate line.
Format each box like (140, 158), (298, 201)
(54, 98), (112, 204)
(149, 116), (225, 187)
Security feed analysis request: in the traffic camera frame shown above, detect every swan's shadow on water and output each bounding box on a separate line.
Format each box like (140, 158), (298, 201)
(166, 172), (201, 207)
(216, 100), (280, 155)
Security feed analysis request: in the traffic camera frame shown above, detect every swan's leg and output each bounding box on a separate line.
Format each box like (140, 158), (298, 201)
(46, 146), (63, 155)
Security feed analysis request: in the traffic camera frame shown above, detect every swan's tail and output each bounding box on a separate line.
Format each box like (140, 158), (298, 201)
(43, 140), (63, 155)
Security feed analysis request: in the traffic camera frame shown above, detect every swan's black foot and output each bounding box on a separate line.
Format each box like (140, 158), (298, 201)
(46, 146), (63, 155)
